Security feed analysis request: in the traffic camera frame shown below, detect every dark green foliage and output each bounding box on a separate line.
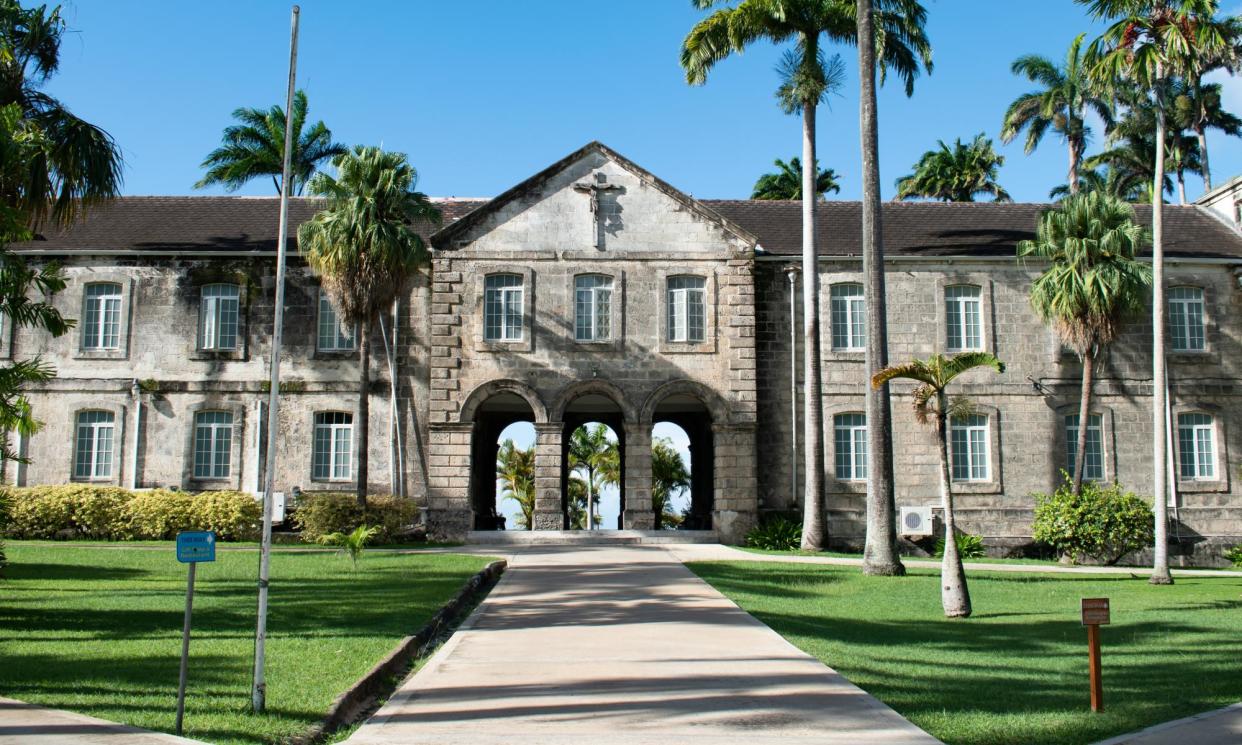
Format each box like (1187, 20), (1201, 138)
(934, 532), (986, 560)
(751, 156), (842, 200)
(1224, 544), (1242, 568)
(895, 134), (1011, 202)
(1032, 476), (1155, 565)
(293, 492), (419, 544)
(745, 515), (803, 551)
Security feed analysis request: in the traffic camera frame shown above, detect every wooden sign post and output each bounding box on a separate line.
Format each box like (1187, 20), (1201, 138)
(1081, 598), (1110, 712)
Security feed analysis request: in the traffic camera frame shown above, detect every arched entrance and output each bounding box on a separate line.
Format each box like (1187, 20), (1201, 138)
(650, 393), (715, 531)
(469, 391), (537, 530)
(560, 393), (626, 530)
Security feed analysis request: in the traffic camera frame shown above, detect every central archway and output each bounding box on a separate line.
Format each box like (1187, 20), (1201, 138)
(560, 391), (627, 530)
(468, 390), (538, 531)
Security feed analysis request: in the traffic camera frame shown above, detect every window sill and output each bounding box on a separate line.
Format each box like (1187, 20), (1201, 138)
(189, 349), (246, 362)
(659, 339), (715, 355)
(313, 349), (359, 361)
(1176, 478), (1229, 494)
(827, 480), (867, 495)
(75, 348), (127, 361)
(475, 338), (532, 353)
(572, 338), (623, 352)
(949, 480), (1003, 495)
(825, 350), (865, 363)
(1168, 350), (1217, 365)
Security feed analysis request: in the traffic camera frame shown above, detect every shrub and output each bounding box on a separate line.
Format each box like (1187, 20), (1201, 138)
(7, 485), (130, 539)
(294, 493), (418, 544)
(1225, 545), (1242, 568)
(4, 486), (262, 541)
(935, 532), (986, 559)
(189, 491), (261, 541)
(1032, 477), (1155, 565)
(744, 515), (803, 551)
(320, 524), (381, 569)
(117, 490), (197, 540)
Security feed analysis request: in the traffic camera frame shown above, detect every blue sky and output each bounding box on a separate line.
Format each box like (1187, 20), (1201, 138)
(45, 1), (1242, 203)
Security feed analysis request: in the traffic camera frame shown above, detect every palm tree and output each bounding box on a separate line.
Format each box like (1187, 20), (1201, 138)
(195, 90), (346, 196)
(297, 147), (441, 506)
(568, 424), (619, 531)
(1049, 163), (1146, 201)
(896, 134), (1011, 202)
(496, 439), (536, 530)
(682, 0), (932, 551)
(1018, 193), (1151, 495)
(652, 437), (691, 529)
(1169, 78), (1241, 194)
(1002, 34), (1114, 195)
(1108, 92), (1205, 203)
(1083, 133), (1176, 202)
(751, 156), (841, 200)
(872, 352), (1005, 618)
(1079, 0), (1236, 585)
(0, 0), (123, 226)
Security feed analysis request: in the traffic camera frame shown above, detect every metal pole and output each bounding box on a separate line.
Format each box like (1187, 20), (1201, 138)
(175, 562), (197, 735)
(785, 266), (799, 504)
(253, 4), (299, 714)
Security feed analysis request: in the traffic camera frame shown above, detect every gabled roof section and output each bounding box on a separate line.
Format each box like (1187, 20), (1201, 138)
(430, 141), (758, 250)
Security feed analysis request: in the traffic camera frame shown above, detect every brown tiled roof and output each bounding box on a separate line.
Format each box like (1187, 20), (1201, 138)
(705, 200), (1242, 260)
(10, 195), (1242, 260)
(10, 196), (487, 254)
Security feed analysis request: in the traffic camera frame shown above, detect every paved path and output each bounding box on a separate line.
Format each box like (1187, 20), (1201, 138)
(1093, 702), (1242, 745)
(345, 545), (938, 745)
(0, 698), (204, 744)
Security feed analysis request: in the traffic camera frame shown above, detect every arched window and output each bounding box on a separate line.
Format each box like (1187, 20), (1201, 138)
(667, 276), (706, 343)
(484, 274), (524, 341)
(944, 285), (983, 352)
(199, 283), (241, 350)
(574, 274), (613, 341)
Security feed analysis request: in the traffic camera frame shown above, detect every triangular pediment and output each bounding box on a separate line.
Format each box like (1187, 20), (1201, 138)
(431, 141), (757, 254)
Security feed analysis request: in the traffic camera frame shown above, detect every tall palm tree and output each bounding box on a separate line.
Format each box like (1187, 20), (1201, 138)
(568, 424), (619, 531)
(196, 90), (346, 196)
(298, 147), (441, 506)
(1002, 34), (1114, 195)
(1049, 163), (1146, 201)
(896, 134), (1011, 202)
(751, 156), (841, 200)
(1018, 193), (1151, 495)
(1079, 0), (1236, 585)
(1108, 91), (1205, 203)
(496, 439), (536, 530)
(652, 437), (691, 529)
(682, 0), (932, 551)
(872, 352), (1005, 618)
(1169, 77), (1242, 193)
(1083, 133), (1176, 202)
(0, 0), (123, 226)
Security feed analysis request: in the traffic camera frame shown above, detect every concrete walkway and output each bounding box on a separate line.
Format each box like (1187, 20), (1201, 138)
(345, 545), (938, 745)
(0, 698), (204, 744)
(1092, 702), (1242, 745)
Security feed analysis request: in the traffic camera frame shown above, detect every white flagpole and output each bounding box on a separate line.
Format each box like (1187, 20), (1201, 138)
(252, 3), (299, 714)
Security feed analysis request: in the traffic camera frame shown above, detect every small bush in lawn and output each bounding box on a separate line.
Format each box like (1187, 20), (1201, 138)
(1032, 476), (1154, 565)
(320, 524), (380, 569)
(935, 532), (986, 559)
(745, 515), (803, 551)
(1225, 545), (1242, 568)
(294, 493), (418, 544)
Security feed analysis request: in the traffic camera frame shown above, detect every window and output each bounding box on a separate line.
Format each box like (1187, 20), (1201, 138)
(82, 283), (122, 350)
(199, 284), (240, 350)
(1065, 413), (1104, 481)
(574, 274), (613, 341)
(1168, 287), (1206, 352)
(667, 276), (706, 343)
(830, 284), (866, 351)
(834, 413), (868, 481)
(1177, 413), (1216, 480)
(483, 274), (523, 342)
(74, 410), (115, 480)
(950, 414), (990, 481)
(193, 411), (234, 479)
(317, 291), (355, 351)
(313, 412), (353, 481)
(945, 285), (983, 352)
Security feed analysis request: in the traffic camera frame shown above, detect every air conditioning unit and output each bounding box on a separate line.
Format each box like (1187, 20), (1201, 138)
(899, 505), (935, 537)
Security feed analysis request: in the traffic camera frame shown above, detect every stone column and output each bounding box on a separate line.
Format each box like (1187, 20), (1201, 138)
(622, 424), (655, 530)
(713, 422), (758, 544)
(425, 422), (474, 540)
(533, 423), (563, 530)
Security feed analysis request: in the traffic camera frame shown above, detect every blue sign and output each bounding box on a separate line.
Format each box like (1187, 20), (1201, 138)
(176, 531), (216, 563)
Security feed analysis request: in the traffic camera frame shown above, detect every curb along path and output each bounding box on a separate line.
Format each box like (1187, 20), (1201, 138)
(345, 545), (939, 745)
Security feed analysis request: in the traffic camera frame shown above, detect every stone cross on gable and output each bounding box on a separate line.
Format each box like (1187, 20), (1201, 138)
(572, 174), (622, 249)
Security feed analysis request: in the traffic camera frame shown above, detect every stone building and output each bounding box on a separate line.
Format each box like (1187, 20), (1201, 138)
(9, 142), (1242, 558)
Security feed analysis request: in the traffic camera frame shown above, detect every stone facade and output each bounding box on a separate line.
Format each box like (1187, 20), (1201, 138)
(9, 142), (1242, 561)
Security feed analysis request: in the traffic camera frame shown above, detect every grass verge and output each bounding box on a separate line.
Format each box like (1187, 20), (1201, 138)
(688, 560), (1242, 745)
(0, 543), (490, 744)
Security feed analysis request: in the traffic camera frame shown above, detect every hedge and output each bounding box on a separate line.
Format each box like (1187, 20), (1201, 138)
(4, 486), (261, 541)
(294, 492), (419, 544)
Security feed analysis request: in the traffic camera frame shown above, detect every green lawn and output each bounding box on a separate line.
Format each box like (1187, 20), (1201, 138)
(0, 542), (491, 744)
(688, 560), (1242, 745)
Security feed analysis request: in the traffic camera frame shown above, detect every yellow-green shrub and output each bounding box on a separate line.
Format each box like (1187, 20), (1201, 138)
(117, 489), (196, 540)
(294, 493), (418, 544)
(4, 486), (262, 541)
(189, 490), (261, 541)
(7, 485), (131, 539)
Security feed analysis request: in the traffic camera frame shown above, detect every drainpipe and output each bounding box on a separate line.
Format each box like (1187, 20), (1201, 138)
(128, 379), (142, 489)
(784, 265), (800, 509)
(379, 299), (405, 498)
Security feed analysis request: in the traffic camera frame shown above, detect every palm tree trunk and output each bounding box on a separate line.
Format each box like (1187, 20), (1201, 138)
(1151, 68), (1173, 585)
(586, 466), (595, 531)
(1069, 130), (1082, 195)
(936, 395), (970, 618)
(1197, 124), (1212, 193)
(799, 82), (827, 552)
(1071, 350), (1095, 495)
(356, 324), (371, 507)
(1177, 168), (1187, 204)
(858, 0), (903, 577)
